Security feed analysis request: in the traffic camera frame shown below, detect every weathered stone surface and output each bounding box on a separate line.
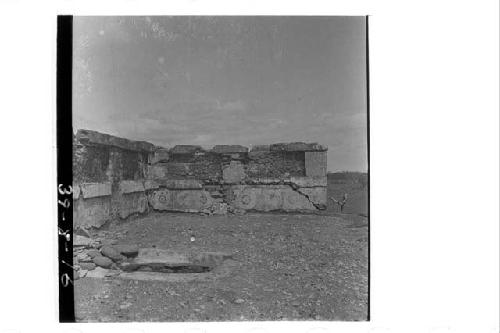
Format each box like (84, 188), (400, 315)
(281, 188), (317, 211)
(230, 186), (258, 210)
(101, 246), (125, 262)
(80, 182), (112, 199)
(73, 129), (329, 214)
(93, 256), (113, 268)
(230, 185), (317, 211)
(76, 129), (155, 152)
(113, 244), (139, 257)
(211, 145), (248, 154)
(160, 179), (203, 190)
(87, 250), (101, 258)
(143, 180), (160, 190)
(173, 190), (213, 211)
(149, 189), (213, 212)
(245, 178), (282, 185)
(79, 262), (96, 271)
(76, 252), (91, 262)
(270, 142), (327, 152)
(74, 196), (112, 228)
(118, 192), (148, 219)
(148, 189), (174, 210)
(170, 145), (203, 154)
(222, 161), (246, 184)
(86, 266), (110, 278)
(305, 151), (327, 177)
(296, 187), (327, 208)
(189, 252), (233, 267)
(230, 186), (283, 211)
(150, 148), (170, 164)
(101, 239), (118, 246)
(119, 180), (145, 194)
(117, 270), (211, 282)
(73, 184), (81, 199)
(148, 164), (167, 179)
(210, 202), (228, 215)
(134, 248), (191, 265)
(246, 151), (305, 178)
(74, 235), (92, 247)
(287, 176), (327, 187)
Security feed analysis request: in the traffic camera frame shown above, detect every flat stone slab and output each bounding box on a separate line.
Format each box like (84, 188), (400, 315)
(117, 271), (212, 282)
(118, 192), (148, 219)
(119, 180), (145, 194)
(80, 182), (112, 199)
(133, 248), (191, 265)
(230, 185), (317, 211)
(305, 151), (327, 177)
(143, 180), (160, 190)
(85, 259), (237, 282)
(76, 129), (155, 152)
(86, 267), (120, 278)
(73, 184), (81, 199)
(73, 196), (111, 228)
(189, 252), (234, 267)
(74, 235), (92, 247)
(148, 189), (213, 212)
(160, 179), (203, 190)
(81, 248), (238, 283)
(296, 187), (327, 207)
(270, 142), (327, 152)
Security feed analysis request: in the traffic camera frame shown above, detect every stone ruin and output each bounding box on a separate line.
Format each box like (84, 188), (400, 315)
(73, 129), (328, 228)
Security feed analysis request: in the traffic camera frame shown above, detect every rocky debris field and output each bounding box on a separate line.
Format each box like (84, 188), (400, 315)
(74, 211), (368, 322)
(72, 234), (141, 279)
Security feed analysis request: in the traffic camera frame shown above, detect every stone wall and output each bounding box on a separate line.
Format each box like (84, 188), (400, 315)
(73, 130), (328, 228)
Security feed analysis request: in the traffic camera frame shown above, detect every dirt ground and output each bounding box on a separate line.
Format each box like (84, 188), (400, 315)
(327, 174), (368, 216)
(74, 209), (368, 322)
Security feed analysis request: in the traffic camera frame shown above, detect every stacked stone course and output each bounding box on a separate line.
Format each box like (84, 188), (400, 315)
(73, 129), (328, 228)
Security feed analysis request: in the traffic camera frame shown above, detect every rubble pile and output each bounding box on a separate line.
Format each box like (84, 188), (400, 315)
(73, 234), (139, 279)
(72, 233), (234, 280)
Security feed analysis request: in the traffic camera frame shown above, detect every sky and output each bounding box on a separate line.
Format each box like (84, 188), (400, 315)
(73, 16), (367, 172)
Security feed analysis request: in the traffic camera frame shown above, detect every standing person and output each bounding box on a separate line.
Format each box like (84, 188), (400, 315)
(330, 193), (348, 212)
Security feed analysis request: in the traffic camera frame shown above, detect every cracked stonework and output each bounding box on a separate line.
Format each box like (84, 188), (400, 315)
(288, 185), (324, 210)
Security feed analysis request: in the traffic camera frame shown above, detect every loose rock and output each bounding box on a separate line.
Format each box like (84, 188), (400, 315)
(101, 246), (125, 262)
(74, 235), (91, 247)
(93, 256), (113, 268)
(80, 262), (96, 271)
(101, 239), (118, 246)
(76, 253), (91, 262)
(113, 244), (139, 258)
(87, 249), (101, 258)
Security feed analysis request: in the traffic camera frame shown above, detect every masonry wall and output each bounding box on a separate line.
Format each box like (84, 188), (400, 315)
(73, 129), (328, 228)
